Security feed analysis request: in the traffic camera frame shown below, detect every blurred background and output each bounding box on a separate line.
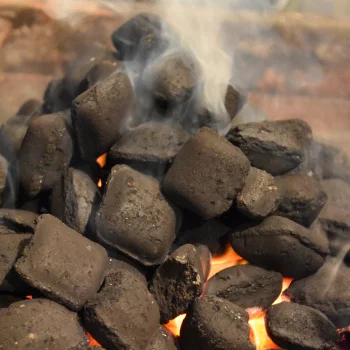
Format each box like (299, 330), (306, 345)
(0, 0), (349, 152)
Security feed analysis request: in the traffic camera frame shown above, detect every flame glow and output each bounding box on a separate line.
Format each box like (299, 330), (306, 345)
(97, 179), (103, 188)
(96, 153), (107, 168)
(87, 332), (101, 347)
(164, 314), (186, 337)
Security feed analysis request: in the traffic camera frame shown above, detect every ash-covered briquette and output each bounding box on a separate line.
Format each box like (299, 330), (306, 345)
(164, 127), (250, 219)
(71, 72), (135, 161)
(274, 174), (327, 227)
(284, 257), (350, 328)
(84, 60), (122, 88)
(18, 112), (74, 199)
(227, 119), (312, 175)
(149, 326), (178, 350)
(96, 165), (176, 266)
(103, 258), (147, 289)
(236, 167), (279, 220)
(84, 269), (160, 350)
(230, 216), (327, 278)
(149, 244), (205, 324)
(266, 302), (339, 350)
(0, 155), (8, 207)
(111, 13), (167, 60)
(51, 167), (101, 236)
(14, 214), (108, 311)
(151, 53), (200, 106)
(0, 234), (32, 286)
(0, 209), (38, 234)
(0, 99), (42, 157)
(0, 299), (89, 350)
(108, 122), (190, 166)
(180, 295), (254, 350)
(176, 212), (230, 256)
(308, 220), (330, 255)
(205, 264), (282, 311)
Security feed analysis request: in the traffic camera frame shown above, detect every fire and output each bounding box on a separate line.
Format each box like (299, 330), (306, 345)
(97, 179), (103, 188)
(87, 333), (101, 347)
(96, 153), (107, 168)
(164, 314), (186, 337)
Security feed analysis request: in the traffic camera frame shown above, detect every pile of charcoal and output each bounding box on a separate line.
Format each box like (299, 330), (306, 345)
(0, 12), (350, 350)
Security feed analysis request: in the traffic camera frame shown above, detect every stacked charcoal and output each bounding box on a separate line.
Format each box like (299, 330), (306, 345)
(0, 12), (349, 350)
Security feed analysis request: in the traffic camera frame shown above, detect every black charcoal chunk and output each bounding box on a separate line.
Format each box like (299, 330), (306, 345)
(237, 167), (279, 219)
(84, 60), (121, 87)
(0, 298), (88, 349)
(230, 216), (327, 278)
(96, 165), (176, 266)
(266, 302), (339, 350)
(180, 295), (254, 350)
(0, 209), (37, 233)
(18, 112), (74, 198)
(111, 13), (167, 60)
(205, 265), (282, 311)
(164, 127), (250, 219)
(308, 220), (329, 255)
(42, 78), (71, 114)
(15, 214), (108, 311)
(176, 212), (230, 256)
(0, 99), (42, 156)
(72, 72), (135, 161)
(0, 234), (31, 285)
(149, 326), (178, 350)
(275, 174), (327, 227)
(0, 294), (23, 308)
(84, 269), (160, 350)
(52, 167), (101, 235)
(284, 257), (350, 328)
(319, 179), (350, 241)
(0, 155), (8, 207)
(150, 244), (205, 323)
(108, 122), (189, 165)
(151, 53), (200, 105)
(227, 119), (312, 175)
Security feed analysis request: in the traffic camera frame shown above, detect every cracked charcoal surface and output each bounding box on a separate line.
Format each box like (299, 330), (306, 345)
(164, 127), (250, 219)
(284, 257), (350, 328)
(15, 214), (108, 311)
(237, 167), (279, 219)
(18, 112), (74, 198)
(96, 165), (176, 266)
(0, 298), (89, 350)
(275, 174), (327, 227)
(266, 302), (339, 350)
(108, 122), (189, 165)
(180, 295), (255, 350)
(205, 264), (282, 310)
(150, 244), (205, 323)
(71, 72), (135, 161)
(230, 216), (327, 278)
(227, 119), (312, 175)
(148, 326), (178, 350)
(84, 269), (160, 350)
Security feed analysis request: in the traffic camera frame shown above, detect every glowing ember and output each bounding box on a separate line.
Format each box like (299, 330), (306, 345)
(87, 332), (101, 347)
(97, 179), (103, 188)
(96, 153), (107, 168)
(25, 295), (33, 299)
(164, 314), (186, 337)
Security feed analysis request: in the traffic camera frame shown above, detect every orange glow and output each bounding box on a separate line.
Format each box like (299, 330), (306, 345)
(208, 243), (248, 280)
(96, 153), (107, 168)
(164, 314), (186, 337)
(87, 333), (101, 347)
(97, 179), (103, 188)
(25, 295), (33, 299)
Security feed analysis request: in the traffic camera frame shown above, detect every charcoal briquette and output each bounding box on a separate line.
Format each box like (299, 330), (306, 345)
(149, 326), (178, 350)
(96, 165), (176, 266)
(150, 244), (205, 323)
(237, 167), (279, 219)
(42, 79), (72, 114)
(0, 209), (38, 233)
(230, 216), (327, 278)
(0, 155), (8, 207)
(179, 295), (254, 350)
(0, 294), (23, 308)
(15, 214), (108, 311)
(266, 302), (339, 350)
(227, 119), (312, 175)
(0, 298), (89, 349)
(71, 72), (135, 161)
(284, 257), (350, 328)
(275, 174), (327, 226)
(18, 112), (74, 198)
(0, 234), (32, 285)
(205, 264), (283, 311)
(164, 127), (250, 219)
(84, 269), (160, 350)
